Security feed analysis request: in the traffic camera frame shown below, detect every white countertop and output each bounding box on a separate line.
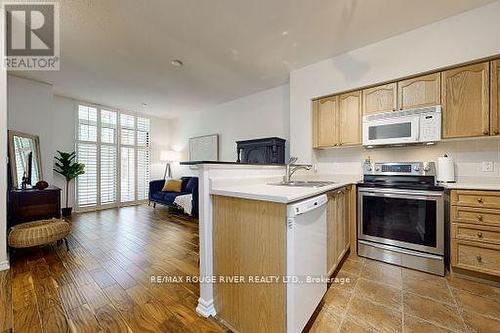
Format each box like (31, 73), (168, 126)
(210, 174), (500, 203)
(210, 175), (361, 204)
(443, 182), (500, 191)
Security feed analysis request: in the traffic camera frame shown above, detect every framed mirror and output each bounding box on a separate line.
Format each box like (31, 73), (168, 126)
(8, 130), (43, 189)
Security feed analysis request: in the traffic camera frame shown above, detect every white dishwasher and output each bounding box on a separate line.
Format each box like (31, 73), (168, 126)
(286, 194), (328, 333)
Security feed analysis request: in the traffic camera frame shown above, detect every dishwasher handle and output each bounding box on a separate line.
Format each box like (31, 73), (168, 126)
(288, 194), (327, 217)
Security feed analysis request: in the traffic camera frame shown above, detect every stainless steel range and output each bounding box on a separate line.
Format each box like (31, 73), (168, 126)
(357, 161), (445, 276)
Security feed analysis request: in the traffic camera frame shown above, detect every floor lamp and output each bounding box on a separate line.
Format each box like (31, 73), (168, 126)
(160, 150), (180, 180)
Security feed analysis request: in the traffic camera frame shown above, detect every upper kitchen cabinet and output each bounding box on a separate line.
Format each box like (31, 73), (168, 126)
(442, 62), (490, 138)
(398, 73), (441, 110)
(491, 60), (500, 136)
(339, 91), (362, 146)
(313, 96), (339, 148)
(362, 83), (397, 115)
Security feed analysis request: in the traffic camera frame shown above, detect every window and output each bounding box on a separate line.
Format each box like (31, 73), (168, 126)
(77, 106), (98, 207)
(76, 105), (150, 210)
(100, 110), (117, 205)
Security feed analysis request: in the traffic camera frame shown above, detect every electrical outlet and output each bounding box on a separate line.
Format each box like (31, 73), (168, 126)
(481, 161), (494, 172)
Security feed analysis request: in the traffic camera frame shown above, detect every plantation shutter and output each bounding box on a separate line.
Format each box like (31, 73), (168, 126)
(76, 106), (151, 209)
(136, 117), (150, 201)
(77, 106), (98, 207)
(100, 110), (117, 205)
(77, 143), (98, 207)
(121, 147), (135, 202)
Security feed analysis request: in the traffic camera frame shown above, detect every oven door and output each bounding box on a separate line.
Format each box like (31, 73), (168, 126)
(358, 187), (444, 255)
(363, 116), (419, 146)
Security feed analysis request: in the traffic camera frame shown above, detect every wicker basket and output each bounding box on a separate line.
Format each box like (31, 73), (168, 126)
(8, 219), (71, 248)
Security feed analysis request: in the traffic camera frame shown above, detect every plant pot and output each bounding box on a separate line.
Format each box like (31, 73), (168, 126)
(61, 207), (73, 217)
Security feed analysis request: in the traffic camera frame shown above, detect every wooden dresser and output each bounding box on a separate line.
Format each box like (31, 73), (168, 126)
(8, 186), (61, 227)
(450, 190), (500, 278)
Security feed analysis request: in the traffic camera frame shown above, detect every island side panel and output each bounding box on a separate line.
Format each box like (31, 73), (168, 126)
(212, 195), (287, 333)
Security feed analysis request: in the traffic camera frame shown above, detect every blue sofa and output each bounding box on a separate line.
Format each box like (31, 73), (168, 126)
(149, 177), (199, 217)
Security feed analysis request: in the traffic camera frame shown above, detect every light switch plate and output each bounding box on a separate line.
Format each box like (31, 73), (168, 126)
(481, 161), (494, 172)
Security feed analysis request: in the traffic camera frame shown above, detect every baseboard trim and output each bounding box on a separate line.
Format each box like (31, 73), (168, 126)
(196, 297), (216, 318)
(0, 259), (10, 271)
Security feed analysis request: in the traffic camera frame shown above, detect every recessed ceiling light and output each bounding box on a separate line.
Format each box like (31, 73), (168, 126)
(282, 30), (289, 36)
(171, 59), (183, 67)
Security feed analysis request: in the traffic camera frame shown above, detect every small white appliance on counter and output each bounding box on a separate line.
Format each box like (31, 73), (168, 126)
(363, 105), (441, 147)
(286, 194), (327, 333)
(437, 154), (455, 183)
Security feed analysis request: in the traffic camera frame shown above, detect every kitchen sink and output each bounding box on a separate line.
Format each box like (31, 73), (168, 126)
(268, 180), (336, 188)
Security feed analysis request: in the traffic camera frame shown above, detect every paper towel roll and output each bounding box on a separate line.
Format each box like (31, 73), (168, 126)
(437, 155), (455, 183)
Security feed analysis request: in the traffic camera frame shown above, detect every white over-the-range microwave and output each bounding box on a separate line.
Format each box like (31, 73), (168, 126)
(362, 105), (441, 147)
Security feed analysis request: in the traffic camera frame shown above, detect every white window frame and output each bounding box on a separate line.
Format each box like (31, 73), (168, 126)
(75, 103), (150, 211)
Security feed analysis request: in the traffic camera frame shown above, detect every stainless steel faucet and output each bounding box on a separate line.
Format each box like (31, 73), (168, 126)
(284, 157), (312, 183)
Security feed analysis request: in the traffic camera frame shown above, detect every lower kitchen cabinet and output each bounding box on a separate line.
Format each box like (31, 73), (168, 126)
(212, 195), (287, 333)
(327, 186), (351, 276)
(450, 189), (500, 278)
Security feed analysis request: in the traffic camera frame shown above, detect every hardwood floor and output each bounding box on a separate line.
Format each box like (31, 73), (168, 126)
(0, 205), (225, 333)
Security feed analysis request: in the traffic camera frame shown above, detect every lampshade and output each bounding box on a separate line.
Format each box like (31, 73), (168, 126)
(160, 150), (181, 162)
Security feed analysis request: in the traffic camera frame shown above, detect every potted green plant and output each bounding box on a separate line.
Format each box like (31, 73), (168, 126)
(54, 151), (85, 217)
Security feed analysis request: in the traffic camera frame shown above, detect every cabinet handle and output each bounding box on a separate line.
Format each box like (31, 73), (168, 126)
(476, 255), (482, 262)
(477, 198), (483, 204)
(477, 232), (483, 238)
(477, 215), (483, 221)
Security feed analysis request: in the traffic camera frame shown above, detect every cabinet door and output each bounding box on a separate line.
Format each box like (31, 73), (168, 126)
(398, 73), (441, 110)
(442, 62), (490, 138)
(326, 192), (338, 275)
(339, 91), (362, 146)
(491, 60), (500, 136)
(314, 96), (339, 148)
(362, 83), (397, 115)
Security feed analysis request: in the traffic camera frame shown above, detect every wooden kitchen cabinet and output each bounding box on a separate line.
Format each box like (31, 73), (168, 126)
(491, 60), (500, 136)
(442, 62), (490, 138)
(397, 73), (441, 110)
(327, 186), (350, 276)
(450, 189), (500, 279)
(213, 196), (286, 333)
(362, 83), (397, 115)
(339, 91), (362, 145)
(313, 96), (339, 148)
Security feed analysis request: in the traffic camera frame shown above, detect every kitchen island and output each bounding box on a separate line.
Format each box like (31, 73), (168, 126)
(180, 161), (359, 332)
(210, 175), (358, 332)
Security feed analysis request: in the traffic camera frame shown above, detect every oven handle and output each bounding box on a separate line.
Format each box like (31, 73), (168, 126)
(359, 187), (443, 198)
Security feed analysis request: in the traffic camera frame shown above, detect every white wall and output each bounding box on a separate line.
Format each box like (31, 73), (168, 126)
(7, 76), (171, 207)
(150, 116), (174, 180)
(169, 84), (290, 174)
(8, 76), (54, 183)
(290, 1), (500, 180)
(0, 7), (9, 270)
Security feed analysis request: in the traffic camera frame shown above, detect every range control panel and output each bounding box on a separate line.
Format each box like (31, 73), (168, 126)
(363, 162), (436, 176)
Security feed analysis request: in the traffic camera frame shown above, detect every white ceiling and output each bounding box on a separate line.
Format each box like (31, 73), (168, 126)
(14, 0), (495, 118)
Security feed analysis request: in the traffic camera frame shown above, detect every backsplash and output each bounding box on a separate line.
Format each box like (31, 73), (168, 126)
(313, 137), (500, 181)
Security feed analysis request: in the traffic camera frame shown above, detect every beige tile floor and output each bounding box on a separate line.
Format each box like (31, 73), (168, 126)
(310, 254), (500, 333)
